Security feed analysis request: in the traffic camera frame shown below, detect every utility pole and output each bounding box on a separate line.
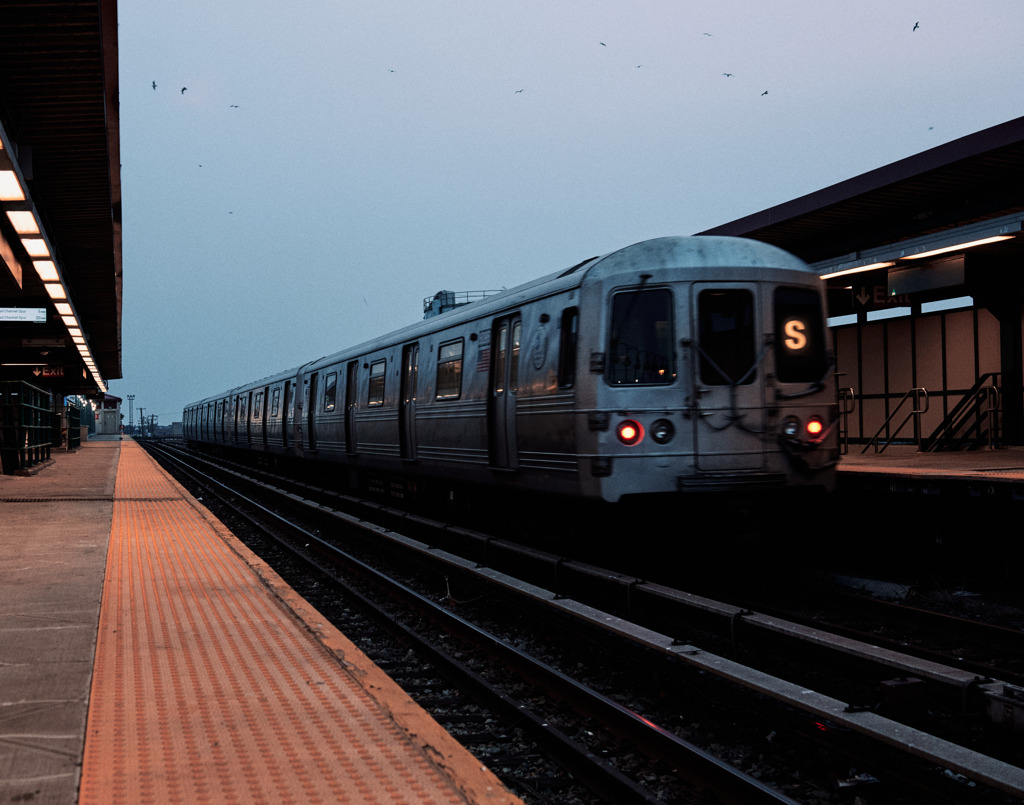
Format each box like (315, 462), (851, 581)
(127, 394), (135, 436)
(138, 407), (145, 437)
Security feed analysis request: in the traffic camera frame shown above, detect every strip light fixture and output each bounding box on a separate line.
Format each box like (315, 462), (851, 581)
(816, 215), (1023, 281)
(0, 129), (106, 393)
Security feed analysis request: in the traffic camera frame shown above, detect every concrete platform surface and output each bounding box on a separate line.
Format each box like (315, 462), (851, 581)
(1, 440), (520, 805)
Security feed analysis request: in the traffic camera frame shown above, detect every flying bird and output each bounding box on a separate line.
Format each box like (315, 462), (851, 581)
(181, 87), (187, 94)
(514, 89), (524, 93)
(152, 81), (157, 90)
(599, 42), (606, 46)
(722, 73), (734, 77)
(230, 104), (239, 108)
(913, 21), (919, 31)
(761, 90), (768, 96)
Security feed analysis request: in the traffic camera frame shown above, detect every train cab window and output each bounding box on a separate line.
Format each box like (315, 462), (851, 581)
(436, 340), (463, 399)
(271, 388), (280, 417)
(774, 287), (828, 383)
(323, 372), (338, 412)
(608, 289), (674, 385)
(558, 307), (579, 388)
(368, 360), (386, 406)
(698, 289), (755, 386)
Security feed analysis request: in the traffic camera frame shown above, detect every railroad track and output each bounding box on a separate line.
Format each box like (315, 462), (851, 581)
(144, 442), (1024, 804)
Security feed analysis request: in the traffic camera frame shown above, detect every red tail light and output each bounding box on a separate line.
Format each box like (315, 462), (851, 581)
(617, 420), (644, 446)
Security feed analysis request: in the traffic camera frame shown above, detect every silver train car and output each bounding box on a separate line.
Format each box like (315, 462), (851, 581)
(184, 236), (838, 504)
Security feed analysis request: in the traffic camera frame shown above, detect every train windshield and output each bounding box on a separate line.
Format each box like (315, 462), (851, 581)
(698, 289), (755, 385)
(608, 289), (675, 385)
(774, 287), (828, 383)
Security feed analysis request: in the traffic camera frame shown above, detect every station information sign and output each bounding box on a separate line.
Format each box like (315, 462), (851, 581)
(0, 307), (46, 323)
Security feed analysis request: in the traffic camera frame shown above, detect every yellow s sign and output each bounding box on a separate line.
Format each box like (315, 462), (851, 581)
(783, 318), (808, 351)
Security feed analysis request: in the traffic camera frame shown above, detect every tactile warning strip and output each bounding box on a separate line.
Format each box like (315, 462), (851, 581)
(79, 443), (502, 804)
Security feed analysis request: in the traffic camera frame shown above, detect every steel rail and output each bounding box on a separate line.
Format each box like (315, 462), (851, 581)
(148, 442), (798, 805)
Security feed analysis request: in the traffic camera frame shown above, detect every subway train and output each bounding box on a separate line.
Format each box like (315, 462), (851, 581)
(183, 236), (838, 507)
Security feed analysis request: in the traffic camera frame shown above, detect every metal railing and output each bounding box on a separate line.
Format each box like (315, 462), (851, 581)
(838, 386), (856, 455)
(862, 388), (928, 454)
(923, 373), (1002, 451)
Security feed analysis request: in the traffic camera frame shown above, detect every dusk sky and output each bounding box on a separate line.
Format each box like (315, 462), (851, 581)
(109, 1), (1024, 424)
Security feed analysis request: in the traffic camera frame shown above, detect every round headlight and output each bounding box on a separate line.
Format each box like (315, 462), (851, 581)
(782, 416), (801, 438)
(650, 419), (675, 444)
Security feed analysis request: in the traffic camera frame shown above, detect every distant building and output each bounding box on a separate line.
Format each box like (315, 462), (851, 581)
(94, 393), (122, 436)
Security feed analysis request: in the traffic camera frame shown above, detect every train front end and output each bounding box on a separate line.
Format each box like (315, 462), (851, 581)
(580, 236), (838, 503)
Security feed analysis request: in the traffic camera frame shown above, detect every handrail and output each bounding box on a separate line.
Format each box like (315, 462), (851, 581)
(838, 387), (856, 455)
(862, 388), (928, 454)
(923, 373), (1002, 451)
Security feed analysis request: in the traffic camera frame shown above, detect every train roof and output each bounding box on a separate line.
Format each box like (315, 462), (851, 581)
(186, 236), (812, 408)
(584, 235), (813, 278)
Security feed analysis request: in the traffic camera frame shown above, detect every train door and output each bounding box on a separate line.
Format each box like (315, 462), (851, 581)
(232, 395), (241, 444)
(690, 283), (766, 470)
(400, 343), (418, 460)
(245, 391), (254, 445)
(488, 314), (521, 469)
(306, 372), (318, 452)
(281, 382), (291, 448)
(259, 386), (269, 446)
(345, 361), (358, 455)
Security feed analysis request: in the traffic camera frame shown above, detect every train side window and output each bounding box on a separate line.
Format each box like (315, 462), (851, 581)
(253, 391), (263, 420)
(271, 388), (280, 417)
(323, 372), (338, 412)
(436, 339), (464, 399)
(608, 289), (674, 385)
(558, 307), (579, 388)
(238, 395), (247, 421)
(698, 289), (755, 386)
(774, 287), (828, 383)
(368, 360), (386, 406)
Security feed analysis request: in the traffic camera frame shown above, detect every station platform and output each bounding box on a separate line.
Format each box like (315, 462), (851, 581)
(838, 444), (1024, 496)
(0, 439), (520, 805)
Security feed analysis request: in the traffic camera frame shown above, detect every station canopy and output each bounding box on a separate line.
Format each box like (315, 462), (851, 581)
(0, 0), (121, 397)
(698, 116), (1024, 304)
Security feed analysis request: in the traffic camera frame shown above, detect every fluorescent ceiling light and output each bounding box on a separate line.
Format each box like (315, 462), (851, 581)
(901, 235), (1015, 260)
(21, 238), (49, 257)
(0, 171), (24, 201)
(33, 260), (59, 281)
(44, 283), (67, 300)
(54, 302), (73, 316)
(821, 261), (895, 279)
(6, 210), (39, 234)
